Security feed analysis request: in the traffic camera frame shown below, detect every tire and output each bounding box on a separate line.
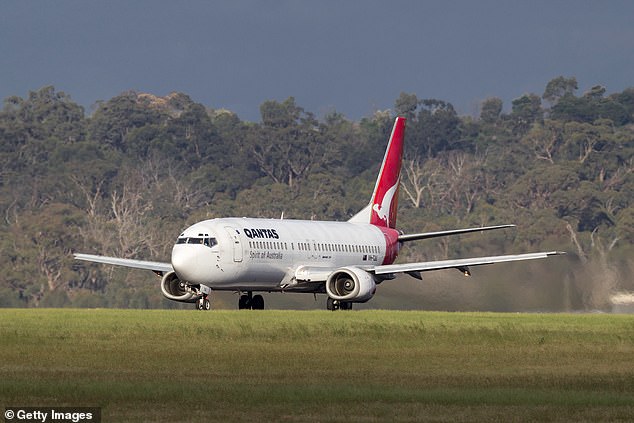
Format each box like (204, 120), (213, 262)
(327, 297), (336, 311)
(238, 295), (250, 310)
(252, 295), (264, 310)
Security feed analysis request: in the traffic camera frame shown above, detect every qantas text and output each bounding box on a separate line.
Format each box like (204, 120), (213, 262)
(243, 228), (280, 239)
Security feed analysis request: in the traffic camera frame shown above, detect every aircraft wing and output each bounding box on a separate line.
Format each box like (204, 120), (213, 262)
(397, 224), (515, 242)
(74, 253), (173, 274)
(372, 251), (565, 278)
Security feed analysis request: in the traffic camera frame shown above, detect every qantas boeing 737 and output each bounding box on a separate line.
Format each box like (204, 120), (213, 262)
(75, 117), (563, 310)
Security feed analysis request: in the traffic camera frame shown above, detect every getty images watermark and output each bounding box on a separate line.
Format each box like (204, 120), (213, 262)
(4, 408), (100, 423)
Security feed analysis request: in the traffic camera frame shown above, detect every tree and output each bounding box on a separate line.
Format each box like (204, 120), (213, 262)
(612, 88), (634, 120)
(260, 97), (303, 128)
(402, 157), (427, 209)
(246, 97), (324, 188)
(550, 94), (595, 122)
(507, 163), (580, 211)
(0, 86), (86, 169)
(511, 94), (543, 131)
(6, 86), (85, 142)
(522, 120), (564, 164)
(543, 76), (578, 106)
(616, 206), (634, 244)
(409, 99), (461, 157)
(550, 86), (632, 125)
(480, 97), (503, 124)
(561, 121), (607, 164)
(349, 111), (393, 174)
(164, 102), (221, 167)
(394, 92), (419, 120)
(583, 85), (606, 100)
(88, 91), (165, 150)
(1, 203), (90, 306)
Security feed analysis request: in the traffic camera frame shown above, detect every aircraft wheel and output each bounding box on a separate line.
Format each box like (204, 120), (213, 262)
(196, 298), (205, 310)
(326, 297), (338, 311)
(252, 295), (264, 310)
(238, 295), (250, 310)
(204, 298), (211, 310)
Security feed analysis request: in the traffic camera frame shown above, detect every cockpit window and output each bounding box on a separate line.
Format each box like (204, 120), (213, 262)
(176, 237), (217, 248)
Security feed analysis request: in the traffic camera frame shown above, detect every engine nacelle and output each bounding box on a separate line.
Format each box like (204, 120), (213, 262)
(160, 271), (199, 303)
(325, 267), (377, 303)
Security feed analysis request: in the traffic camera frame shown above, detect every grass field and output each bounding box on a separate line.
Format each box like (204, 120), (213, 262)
(1, 309), (633, 422)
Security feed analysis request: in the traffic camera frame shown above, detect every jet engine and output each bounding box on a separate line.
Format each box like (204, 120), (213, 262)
(161, 271), (201, 303)
(325, 267), (377, 303)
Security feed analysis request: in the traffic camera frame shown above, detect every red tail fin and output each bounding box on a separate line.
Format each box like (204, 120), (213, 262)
(349, 117), (406, 228)
(370, 117), (406, 228)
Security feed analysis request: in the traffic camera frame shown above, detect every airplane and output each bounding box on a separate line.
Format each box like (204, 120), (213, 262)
(74, 116), (564, 311)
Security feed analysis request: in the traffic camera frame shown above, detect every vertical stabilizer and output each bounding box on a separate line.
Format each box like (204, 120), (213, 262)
(348, 117), (406, 228)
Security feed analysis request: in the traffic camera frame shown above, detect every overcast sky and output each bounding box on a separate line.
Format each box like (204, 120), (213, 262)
(1, 1), (633, 121)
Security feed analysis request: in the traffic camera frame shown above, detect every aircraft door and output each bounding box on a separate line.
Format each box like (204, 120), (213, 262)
(225, 227), (243, 262)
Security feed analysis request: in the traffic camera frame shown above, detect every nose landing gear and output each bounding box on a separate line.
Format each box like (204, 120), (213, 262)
(196, 295), (211, 310)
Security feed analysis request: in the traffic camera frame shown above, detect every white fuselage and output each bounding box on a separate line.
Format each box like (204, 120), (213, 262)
(171, 217), (397, 292)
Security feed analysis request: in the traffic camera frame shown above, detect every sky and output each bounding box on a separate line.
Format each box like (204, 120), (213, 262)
(1, 0), (633, 121)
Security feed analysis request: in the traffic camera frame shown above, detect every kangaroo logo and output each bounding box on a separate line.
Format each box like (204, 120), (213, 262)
(372, 181), (399, 226)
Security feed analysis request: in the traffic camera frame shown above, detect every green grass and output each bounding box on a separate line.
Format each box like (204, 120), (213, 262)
(1, 309), (634, 422)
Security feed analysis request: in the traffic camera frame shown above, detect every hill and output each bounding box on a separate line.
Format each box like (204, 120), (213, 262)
(0, 79), (632, 309)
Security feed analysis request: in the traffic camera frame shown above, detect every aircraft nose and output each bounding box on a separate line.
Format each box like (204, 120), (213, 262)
(171, 245), (211, 283)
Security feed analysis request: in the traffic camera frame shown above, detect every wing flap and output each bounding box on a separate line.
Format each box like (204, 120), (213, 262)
(373, 251), (564, 275)
(74, 253), (173, 273)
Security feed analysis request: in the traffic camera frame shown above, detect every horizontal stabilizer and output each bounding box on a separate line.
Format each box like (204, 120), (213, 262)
(398, 224), (515, 242)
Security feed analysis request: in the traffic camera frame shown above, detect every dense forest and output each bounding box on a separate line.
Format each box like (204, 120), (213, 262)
(0, 77), (632, 310)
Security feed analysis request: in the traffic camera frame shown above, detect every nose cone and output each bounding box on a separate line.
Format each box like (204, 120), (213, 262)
(171, 244), (212, 283)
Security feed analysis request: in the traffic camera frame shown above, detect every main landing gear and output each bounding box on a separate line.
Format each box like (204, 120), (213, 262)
(196, 295), (211, 310)
(238, 291), (265, 310)
(326, 297), (353, 311)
